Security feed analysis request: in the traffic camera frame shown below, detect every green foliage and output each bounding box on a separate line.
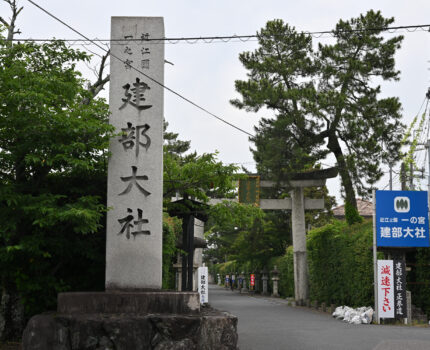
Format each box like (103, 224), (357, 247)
(344, 201), (363, 225)
(164, 151), (238, 203)
(0, 30), (114, 320)
(400, 111), (426, 183)
(163, 120), (239, 204)
(270, 247), (294, 297)
(162, 214), (181, 290)
(162, 122), (241, 287)
(232, 11), (405, 217)
(307, 220), (373, 306)
(409, 248), (430, 318)
(205, 202), (269, 265)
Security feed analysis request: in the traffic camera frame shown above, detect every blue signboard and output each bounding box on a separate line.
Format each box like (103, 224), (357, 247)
(376, 190), (429, 247)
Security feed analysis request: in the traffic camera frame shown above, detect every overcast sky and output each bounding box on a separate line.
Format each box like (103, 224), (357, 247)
(2, 0), (430, 203)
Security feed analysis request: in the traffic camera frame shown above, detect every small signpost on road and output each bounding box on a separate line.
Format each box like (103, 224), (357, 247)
(373, 190), (430, 324)
(198, 266), (209, 304)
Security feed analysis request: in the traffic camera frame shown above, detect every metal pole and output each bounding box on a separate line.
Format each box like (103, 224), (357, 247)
(373, 189), (379, 324)
(427, 140), (430, 217)
(401, 163), (406, 190)
(410, 163), (414, 190)
(389, 164), (393, 191)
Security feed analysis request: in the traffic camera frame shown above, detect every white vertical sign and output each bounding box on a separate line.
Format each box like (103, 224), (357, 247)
(378, 260), (394, 318)
(198, 267), (208, 304)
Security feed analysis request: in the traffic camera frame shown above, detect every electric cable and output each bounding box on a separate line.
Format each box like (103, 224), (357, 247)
(11, 24), (430, 44)
(26, 0), (254, 138)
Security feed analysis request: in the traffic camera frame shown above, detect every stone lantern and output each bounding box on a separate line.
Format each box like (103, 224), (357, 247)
(271, 265), (280, 297)
(241, 271), (248, 293)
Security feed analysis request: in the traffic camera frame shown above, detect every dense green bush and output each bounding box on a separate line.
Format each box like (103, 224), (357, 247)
(273, 247), (294, 297)
(210, 218), (430, 318)
(211, 220), (374, 305)
(307, 220), (373, 306)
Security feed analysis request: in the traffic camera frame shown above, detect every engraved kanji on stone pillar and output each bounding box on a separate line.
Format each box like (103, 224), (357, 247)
(106, 17), (164, 290)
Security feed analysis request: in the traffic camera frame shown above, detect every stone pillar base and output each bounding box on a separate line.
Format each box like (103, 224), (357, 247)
(58, 291), (200, 315)
(22, 292), (238, 350)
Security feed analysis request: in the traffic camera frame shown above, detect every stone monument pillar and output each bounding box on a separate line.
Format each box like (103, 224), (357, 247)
(106, 17), (164, 290)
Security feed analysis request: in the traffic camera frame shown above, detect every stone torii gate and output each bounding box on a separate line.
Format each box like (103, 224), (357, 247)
(211, 167), (338, 303)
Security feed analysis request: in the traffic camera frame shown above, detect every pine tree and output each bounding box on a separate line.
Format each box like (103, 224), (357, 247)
(232, 11), (405, 224)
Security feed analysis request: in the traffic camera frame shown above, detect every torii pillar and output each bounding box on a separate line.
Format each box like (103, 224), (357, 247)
(259, 168), (338, 304)
(210, 168), (338, 303)
(291, 183), (312, 303)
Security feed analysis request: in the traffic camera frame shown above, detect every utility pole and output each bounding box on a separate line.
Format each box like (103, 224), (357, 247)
(410, 163), (414, 191)
(389, 163), (393, 190)
(401, 163), (407, 190)
(426, 87), (430, 216)
(427, 140), (430, 216)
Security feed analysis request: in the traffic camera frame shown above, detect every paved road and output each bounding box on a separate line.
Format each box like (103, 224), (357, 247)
(209, 284), (430, 350)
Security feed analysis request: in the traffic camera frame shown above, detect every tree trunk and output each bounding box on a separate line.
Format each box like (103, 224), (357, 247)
(328, 134), (361, 225)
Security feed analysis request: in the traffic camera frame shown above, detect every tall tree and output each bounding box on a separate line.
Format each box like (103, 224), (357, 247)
(232, 11), (405, 224)
(0, 26), (114, 339)
(163, 121), (238, 204)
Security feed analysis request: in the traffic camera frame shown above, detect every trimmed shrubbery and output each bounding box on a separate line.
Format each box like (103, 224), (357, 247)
(212, 219), (374, 308)
(307, 220), (373, 307)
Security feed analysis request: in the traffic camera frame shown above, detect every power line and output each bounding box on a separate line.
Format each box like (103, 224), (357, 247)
(10, 23), (430, 44)
(25, 0), (254, 138)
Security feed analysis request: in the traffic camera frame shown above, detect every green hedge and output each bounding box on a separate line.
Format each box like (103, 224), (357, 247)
(210, 219), (430, 317)
(262, 220), (374, 304)
(268, 249), (294, 297)
(212, 219), (374, 305)
(409, 248), (430, 317)
(307, 220), (373, 307)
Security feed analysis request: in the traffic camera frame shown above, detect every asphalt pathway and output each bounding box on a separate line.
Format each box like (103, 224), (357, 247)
(208, 284), (430, 350)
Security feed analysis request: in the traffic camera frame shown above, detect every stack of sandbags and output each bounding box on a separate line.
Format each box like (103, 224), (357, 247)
(332, 306), (374, 324)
